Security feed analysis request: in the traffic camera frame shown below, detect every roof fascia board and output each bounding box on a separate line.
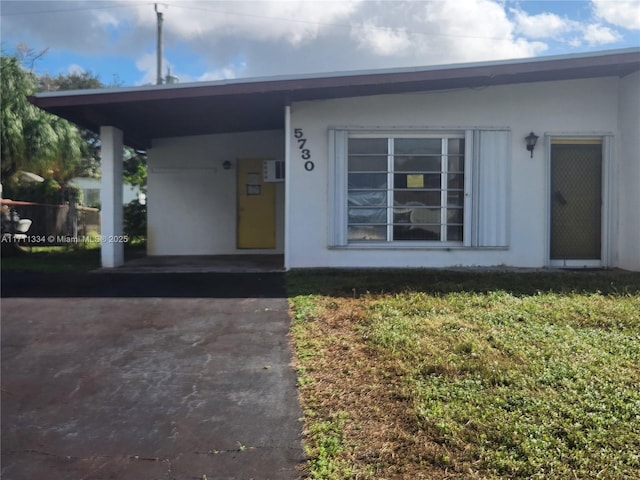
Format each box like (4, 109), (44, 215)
(30, 48), (640, 107)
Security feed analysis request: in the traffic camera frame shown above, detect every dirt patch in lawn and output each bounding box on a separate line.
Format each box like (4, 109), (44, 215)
(292, 298), (461, 479)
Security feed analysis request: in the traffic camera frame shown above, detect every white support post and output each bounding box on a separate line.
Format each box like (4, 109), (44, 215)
(100, 126), (124, 268)
(284, 104), (291, 270)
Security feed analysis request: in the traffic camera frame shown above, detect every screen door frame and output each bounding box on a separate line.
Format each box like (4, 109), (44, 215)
(545, 134), (613, 268)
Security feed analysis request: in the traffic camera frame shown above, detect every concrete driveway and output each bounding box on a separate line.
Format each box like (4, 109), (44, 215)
(1, 272), (304, 479)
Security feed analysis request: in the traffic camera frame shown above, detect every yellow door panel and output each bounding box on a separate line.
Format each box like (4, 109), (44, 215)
(237, 158), (276, 249)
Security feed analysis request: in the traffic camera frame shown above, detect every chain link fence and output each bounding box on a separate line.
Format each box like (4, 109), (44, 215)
(2, 200), (100, 244)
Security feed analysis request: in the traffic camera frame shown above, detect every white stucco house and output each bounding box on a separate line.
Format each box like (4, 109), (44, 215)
(30, 48), (640, 270)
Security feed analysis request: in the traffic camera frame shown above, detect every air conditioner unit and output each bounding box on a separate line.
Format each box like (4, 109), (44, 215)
(263, 160), (285, 182)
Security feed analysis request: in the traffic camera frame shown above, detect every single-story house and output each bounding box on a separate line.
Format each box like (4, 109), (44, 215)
(30, 48), (640, 271)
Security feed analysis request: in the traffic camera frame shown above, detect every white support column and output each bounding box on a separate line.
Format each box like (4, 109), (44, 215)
(284, 104), (291, 270)
(100, 126), (124, 268)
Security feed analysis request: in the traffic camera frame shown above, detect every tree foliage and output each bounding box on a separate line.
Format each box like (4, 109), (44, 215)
(39, 71), (103, 92)
(123, 149), (147, 192)
(38, 67), (147, 189)
(1, 55), (83, 183)
(38, 70), (106, 179)
(2, 49), (147, 208)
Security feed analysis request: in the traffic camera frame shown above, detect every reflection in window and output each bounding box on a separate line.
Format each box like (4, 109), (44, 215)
(347, 136), (464, 242)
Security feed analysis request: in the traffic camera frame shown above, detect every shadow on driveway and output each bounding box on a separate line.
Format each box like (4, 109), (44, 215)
(1, 272), (304, 480)
(1, 272), (286, 298)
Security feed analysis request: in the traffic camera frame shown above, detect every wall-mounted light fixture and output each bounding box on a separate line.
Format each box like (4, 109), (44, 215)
(222, 160), (232, 170)
(525, 132), (539, 158)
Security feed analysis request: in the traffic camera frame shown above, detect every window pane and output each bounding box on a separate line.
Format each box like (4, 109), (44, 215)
(348, 225), (387, 241)
(447, 174), (464, 189)
(348, 155), (387, 172)
(394, 156), (441, 172)
(349, 138), (387, 155)
(447, 191), (465, 207)
(348, 208), (387, 224)
(395, 138), (441, 155)
(394, 173), (441, 189)
(395, 191), (441, 206)
(408, 207), (440, 225)
(447, 226), (463, 241)
(447, 208), (463, 224)
(348, 190), (387, 207)
(345, 133), (466, 245)
(394, 206), (441, 225)
(393, 208), (411, 224)
(448, 156), (464, 172)
(448, 138), (465, 155)
(394, 225), (440, 240)
(425, 174), (442, 188)
(349, 173), (387, 189)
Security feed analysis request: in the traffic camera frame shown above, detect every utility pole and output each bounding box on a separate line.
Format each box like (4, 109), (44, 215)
(155, 4), (164, 85)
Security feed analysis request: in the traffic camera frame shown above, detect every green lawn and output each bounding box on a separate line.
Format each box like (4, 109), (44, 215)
(1, 240), (146, 272)
(288, 270), (640, 479)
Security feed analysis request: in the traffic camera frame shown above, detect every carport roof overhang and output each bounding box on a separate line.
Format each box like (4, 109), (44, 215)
(29, 48), (640, 150)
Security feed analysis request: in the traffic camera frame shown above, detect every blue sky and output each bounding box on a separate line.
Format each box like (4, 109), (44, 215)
(2, 1), (639, 87)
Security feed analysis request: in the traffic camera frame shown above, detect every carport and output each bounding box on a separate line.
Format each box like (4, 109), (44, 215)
(29, 78), (292, 268)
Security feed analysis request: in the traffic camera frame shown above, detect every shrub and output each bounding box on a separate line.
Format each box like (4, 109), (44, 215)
(123, 198), (146, 239)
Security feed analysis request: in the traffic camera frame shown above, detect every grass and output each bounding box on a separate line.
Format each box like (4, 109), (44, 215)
(288, 270), (640, 479)
(1, 238), (146, 272)
(1, 245), (101, 272)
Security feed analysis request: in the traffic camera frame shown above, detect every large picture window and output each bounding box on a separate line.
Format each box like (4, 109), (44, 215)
(328, 128), (510, 249)
(347, 134), (465, 243)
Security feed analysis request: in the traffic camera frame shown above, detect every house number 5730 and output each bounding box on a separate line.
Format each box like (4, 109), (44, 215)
(294, 128), (314, 171)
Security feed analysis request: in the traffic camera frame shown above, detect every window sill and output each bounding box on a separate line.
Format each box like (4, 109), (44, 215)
(329, 243), (509, 251)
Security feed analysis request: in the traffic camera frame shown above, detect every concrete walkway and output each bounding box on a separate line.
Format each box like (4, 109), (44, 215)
(1, 272), (304, 479)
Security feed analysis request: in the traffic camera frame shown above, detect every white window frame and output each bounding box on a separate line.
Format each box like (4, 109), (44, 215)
(329, 127), (510, 250)
(345, 131), (468, 246)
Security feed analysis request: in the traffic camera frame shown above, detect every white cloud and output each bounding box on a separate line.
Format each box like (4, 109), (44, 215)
(197, 63), (247, 82)
(592, 0), (640, 30)
(417, 0), (547, 63)
(93, 10), (120, 29)
(67, 63), (85, 75)
(511, 9), (577, 39)
(129, 0), (363, 46)
(134, 52), (160, 85)
(135, 50), (243, 85)
(583, 23), (623, 45)
(124, 0), (550, 81)
(347, 0), (547, 64)
(351, 21), (411, 56)
(8, 0), (634, 87)
(568, 37), (583, 48)
(511, 5), (630, 48)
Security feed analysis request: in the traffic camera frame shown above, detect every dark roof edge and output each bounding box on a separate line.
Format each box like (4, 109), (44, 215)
(30, 47), (640, 108)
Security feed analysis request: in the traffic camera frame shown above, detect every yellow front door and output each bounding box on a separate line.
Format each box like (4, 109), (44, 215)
(237, 158), (276, 249)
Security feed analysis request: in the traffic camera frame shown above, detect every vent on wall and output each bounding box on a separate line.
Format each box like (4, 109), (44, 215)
(263, 160), (285, 182)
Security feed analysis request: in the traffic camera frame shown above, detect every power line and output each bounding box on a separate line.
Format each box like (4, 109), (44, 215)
(2, 0), (514, 42)
(0, 2), (151, 17)
(169, 2), (513, 42)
